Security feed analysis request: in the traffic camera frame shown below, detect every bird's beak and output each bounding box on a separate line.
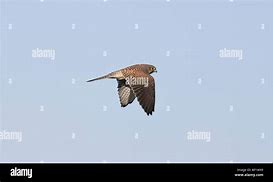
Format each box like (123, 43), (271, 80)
(154, 70), (157, 73)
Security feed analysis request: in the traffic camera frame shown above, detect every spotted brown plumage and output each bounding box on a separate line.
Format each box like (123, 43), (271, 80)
(87, 64), (157, 115)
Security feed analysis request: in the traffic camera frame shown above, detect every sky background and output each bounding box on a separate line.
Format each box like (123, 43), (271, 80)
(0, 0), (272, 162)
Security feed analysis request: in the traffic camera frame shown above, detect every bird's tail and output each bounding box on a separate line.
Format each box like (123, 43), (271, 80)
(86, 75), (109, 82)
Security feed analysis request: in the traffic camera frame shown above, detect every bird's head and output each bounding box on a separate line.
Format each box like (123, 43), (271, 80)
(148, 65), (157, 74)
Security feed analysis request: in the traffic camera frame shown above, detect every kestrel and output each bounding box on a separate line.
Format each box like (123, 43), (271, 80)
(87, 64), (157, 115)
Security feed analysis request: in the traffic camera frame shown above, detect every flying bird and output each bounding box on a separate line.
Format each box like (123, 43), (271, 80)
(87, 64), (157, 115)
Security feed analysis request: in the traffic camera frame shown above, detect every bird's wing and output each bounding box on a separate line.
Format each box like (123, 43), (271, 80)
(117, 80), (135, 107)
(123, 71), (155, 115)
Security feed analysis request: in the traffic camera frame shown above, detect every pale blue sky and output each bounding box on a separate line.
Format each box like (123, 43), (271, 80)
(0, 0), (272, 162)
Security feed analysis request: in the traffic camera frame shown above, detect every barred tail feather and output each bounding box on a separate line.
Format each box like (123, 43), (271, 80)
(86, 75), (109, 82)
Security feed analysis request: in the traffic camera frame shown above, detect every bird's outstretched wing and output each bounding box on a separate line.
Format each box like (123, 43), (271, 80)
(117, 80), (136, 107)
(122, 70), (155, 115)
